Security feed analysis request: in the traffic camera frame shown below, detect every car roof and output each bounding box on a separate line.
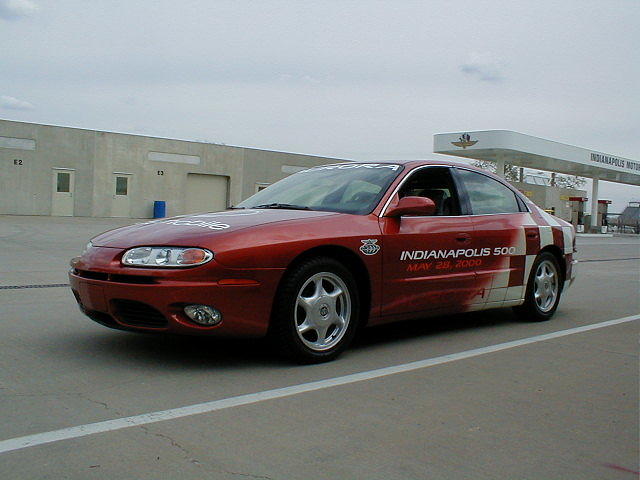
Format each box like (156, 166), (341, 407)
(325, 159), (528, 193)
(312, 159), (517, 187)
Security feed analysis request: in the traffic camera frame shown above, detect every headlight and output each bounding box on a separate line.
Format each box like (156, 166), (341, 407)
(122, 247), (213, 267)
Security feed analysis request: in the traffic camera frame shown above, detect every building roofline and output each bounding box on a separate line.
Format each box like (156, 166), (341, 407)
(0, 117), (349, 162)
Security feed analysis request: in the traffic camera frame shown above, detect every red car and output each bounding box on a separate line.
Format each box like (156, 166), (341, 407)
(70, 161), (577, 362)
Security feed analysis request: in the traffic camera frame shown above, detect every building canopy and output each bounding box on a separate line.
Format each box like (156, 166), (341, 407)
(433, 130), (640, 186)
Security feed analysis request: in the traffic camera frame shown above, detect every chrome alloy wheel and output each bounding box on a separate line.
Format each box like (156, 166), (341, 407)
(534, 259), (559, 313)
(294, 272), (352, 352)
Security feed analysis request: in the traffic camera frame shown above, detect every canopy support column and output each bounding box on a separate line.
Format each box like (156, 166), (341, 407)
(590, 177), (599, 232)
(495, 156), (505, 178)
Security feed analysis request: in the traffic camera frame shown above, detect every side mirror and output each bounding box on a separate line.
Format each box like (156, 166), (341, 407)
(385, 196), (436, 217)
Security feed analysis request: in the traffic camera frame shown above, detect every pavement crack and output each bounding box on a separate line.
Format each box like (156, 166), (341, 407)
(139, 425), (204, 468)
(222, 471), (274, 480)
(138, 425), (273, 478)
(594, 349), (637, 358)
(84, 397), (110, 410)
(548, 341), (636, 358)
(77, 393), (126, 417)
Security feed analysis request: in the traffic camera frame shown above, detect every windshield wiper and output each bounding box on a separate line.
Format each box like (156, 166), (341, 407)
(252, 203), (311, 210)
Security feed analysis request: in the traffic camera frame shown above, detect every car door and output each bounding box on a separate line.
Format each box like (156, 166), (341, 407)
(379, 166), (479, 318)
(453, 168), (530, 308)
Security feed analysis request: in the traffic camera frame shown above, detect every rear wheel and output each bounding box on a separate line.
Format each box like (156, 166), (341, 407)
(271, 257), (360, 363)
(514, 252), (563, 322)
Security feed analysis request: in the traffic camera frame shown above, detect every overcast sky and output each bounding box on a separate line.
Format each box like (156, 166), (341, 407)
(1, 0), (639, 210)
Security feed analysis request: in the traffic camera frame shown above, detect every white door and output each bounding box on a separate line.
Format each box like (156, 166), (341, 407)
(185, 174), (229, 214)
(51, 169), (75, 216)
(111, 174), (131, 217)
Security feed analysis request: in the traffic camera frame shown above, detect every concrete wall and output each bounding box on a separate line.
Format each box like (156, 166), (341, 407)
(88, 131), (247, 218)
(0, 119), (345, 218)
(0, 121), (97, 216)
(241, 148), (337, 199)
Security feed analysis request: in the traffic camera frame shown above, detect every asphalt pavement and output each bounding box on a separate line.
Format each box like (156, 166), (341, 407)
(0, 215), (638, 479)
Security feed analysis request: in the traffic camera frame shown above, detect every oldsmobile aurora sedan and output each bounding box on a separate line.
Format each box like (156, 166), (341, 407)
(70, 161), (577, 362)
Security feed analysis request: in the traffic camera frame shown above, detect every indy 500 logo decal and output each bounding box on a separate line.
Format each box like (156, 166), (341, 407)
(359, 239), (380, 256)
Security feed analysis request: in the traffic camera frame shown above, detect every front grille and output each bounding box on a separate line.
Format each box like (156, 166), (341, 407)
(109, 274), (156, 284)
(77, 270), (108, 281)
(76, 270), (156, 284)
(111, 299), (168, 328)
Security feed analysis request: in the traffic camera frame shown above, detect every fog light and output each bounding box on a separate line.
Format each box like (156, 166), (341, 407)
(184, 304), (222, 326)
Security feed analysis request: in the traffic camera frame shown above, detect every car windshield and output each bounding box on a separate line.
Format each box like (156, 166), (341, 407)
(236, 163), (404, 215)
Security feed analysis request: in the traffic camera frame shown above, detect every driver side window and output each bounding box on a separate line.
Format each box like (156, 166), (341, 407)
(398, 167), (460, 216)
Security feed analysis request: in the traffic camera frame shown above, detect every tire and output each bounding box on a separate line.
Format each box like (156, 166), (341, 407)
(513, 252), (563, 322)
(270, 257), (360, 363)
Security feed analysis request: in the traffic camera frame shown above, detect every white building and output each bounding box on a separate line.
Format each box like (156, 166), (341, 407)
(0, 119), (344, 218)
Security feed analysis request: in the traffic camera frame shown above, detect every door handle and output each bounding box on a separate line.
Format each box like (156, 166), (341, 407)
(455, 233), (472, 243)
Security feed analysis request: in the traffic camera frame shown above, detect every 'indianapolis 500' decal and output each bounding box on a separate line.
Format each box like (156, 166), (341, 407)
(400, 247), (516, 261)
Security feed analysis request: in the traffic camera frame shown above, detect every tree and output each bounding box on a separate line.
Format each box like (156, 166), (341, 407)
(552, 174), (586, 189)
(471, 160), (586, 189)
(471, 160), (521, 182)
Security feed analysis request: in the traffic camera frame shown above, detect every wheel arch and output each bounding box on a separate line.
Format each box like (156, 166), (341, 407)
(538, 245), (566, 287)
(271, 244), (372, 328)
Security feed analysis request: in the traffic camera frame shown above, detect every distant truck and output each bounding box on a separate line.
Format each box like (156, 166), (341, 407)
(616, 202), (640, 234)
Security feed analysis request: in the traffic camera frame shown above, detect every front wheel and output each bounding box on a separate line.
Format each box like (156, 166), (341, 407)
(513, 252), (563, 322)
(270, 257), (360, 363)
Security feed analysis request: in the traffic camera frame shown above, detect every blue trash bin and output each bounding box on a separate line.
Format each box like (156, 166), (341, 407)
(153, 201), (166, 218)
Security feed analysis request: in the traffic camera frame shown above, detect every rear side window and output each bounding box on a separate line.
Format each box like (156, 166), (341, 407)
(457, 169), (521, 215)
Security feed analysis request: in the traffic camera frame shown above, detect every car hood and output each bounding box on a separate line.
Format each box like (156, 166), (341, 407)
(91, 209), (339, 248)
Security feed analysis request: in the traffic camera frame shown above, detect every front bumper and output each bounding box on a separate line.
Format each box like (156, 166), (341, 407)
(69, 262), (284, 337)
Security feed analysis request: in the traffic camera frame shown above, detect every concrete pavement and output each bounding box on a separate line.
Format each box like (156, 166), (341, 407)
(0, 216), (638, 479)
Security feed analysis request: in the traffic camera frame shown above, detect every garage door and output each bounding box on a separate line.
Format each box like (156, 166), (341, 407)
(185, 174), (229, 214)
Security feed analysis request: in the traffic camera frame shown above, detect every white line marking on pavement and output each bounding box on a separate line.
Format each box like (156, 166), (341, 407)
(1, 314), (638, 455)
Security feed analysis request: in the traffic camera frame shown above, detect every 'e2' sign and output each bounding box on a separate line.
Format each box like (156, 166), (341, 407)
(13, 159), (23, 165)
